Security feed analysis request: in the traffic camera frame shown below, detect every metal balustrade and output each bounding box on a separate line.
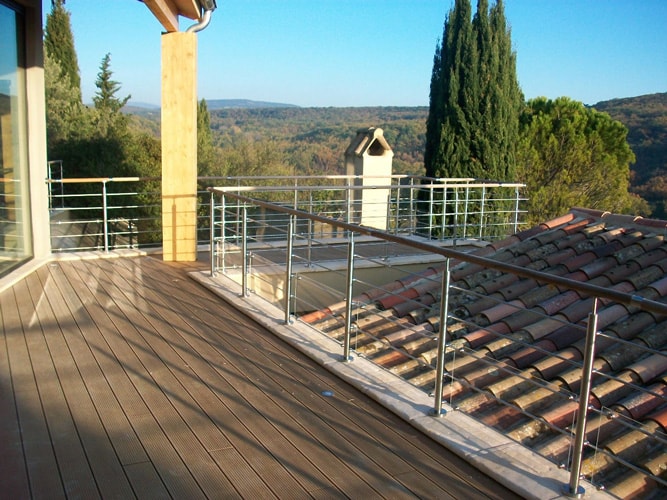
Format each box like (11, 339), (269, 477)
(46, 174), (526, 252)
(208, 187), (667, 499)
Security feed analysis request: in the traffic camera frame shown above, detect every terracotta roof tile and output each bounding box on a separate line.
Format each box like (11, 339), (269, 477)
(506, 339), (559, 368)
(305, 208), (667, 496)
(646, 406), (667, 431)
(463, 322), (511, 349)
(541, 212), (577, 229)
(616, 382), (667, 421)
(627, 352), (667, 385)
(562, 251), (596, 272)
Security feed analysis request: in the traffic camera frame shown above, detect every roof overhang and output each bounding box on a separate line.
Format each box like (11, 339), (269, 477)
(141, 0), (205, 32)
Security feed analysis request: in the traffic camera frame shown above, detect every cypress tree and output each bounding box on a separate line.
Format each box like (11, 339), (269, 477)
(424, 0), (522, 181)
(424, 0), (474, 179)
(197, 99), (217, 176)
(488, 0), (522, 180)
(45, 0), (81, 102)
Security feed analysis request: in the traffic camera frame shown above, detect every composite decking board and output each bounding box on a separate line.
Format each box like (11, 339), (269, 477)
(105, 258), (370, 495)
(13, 277), (102, 499)
(146, 265), (467, 494)
(76, 259), (237, 454)
(56, 263), (208, 498)
(0, 287), (32, 498)
(68, 262), (250, 495)
(130, 413), (208, 499)
(50, 261), (153, 422)
(120, 265), (420, 497)
(209, 447), (286, 499)
(96, 257), (332, 495)
(122, 461), (172, 499)
(187, 334), (421, 498)
(124, 258), (506, 498)
(28, 268), (138, 499)
(174, 266), (518, 498)
(36, 265), (151, 468)
(68, 260), (240, 499)
(2, 256), (519, 499)
(392, 469), (464, 500)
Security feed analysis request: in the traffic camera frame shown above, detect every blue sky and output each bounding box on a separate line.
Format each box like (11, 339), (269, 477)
(45, 0), (667, 107)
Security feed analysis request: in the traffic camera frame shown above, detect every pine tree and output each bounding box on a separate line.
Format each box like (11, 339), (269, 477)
(424, 0), (522, 180)
(93, 53), (130, 137)
(44, 0), (81, 102)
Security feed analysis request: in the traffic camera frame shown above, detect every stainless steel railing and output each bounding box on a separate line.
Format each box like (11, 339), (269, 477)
(208, 187), (667, 499)
(46, 174), (526, 252)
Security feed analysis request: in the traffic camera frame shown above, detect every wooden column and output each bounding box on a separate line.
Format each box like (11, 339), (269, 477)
(161, 31), (197, 261)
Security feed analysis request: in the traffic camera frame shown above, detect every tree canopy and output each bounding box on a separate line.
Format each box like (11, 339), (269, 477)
(516, 97), (648, 225)
(44, 0), (81, 102)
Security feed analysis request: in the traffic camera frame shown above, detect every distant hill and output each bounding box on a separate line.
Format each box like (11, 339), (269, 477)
(593, 92), (667, 184)
(124, 93), (667, 215)
(593, 92), (667, 217)
(206, 99), (299, 109)
(123, 98), (298, 114)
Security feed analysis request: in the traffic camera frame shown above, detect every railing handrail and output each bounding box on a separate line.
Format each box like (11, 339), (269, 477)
(200, 174), (479, 182)
(211, 182), (526, 193)
(209, 187), (667, 317)
(46, 176), (160, 184)
(45, 175), (524, 189)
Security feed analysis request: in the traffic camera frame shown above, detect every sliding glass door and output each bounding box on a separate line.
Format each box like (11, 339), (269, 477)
(0, 1), (32, 277)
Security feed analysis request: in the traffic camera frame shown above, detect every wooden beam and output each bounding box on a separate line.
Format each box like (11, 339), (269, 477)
(142, 0), (201, 32)
(143, 0), (180, 32)
(172, 0), (201, 20)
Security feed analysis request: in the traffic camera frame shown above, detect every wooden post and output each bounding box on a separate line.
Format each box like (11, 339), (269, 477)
(161, 32), (197, 261)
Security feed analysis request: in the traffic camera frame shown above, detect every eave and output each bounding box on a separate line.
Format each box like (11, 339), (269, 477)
(142, 0), (201, 32)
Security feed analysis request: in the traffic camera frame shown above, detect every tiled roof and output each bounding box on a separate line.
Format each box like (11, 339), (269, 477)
(301, 208), (667, 499)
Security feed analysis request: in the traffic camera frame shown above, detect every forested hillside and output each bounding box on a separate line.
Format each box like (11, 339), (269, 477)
(128, 92), (666, 215)
(131, 106), (427, 177)
(593, 93), (667, 217)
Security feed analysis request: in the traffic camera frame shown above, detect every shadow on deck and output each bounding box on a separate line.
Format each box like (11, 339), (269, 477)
(0, 253), (517, 499)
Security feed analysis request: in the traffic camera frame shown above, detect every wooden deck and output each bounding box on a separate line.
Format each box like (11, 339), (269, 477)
(0, 254), (518, 499)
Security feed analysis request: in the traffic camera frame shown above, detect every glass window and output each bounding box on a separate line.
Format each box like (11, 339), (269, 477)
(0, 1), (31, 277)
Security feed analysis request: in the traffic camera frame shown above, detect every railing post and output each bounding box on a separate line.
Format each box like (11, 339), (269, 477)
(428, 181), (435, 237)
(439, 184), (447, 240)
(463, 185), (470, 240)
(409, 177), (415, 234)
(479, 186), (486, 240)
(285, 214), (295, 324)
(454, 188), (460, 242)
(342, 232), (355, 362)
(307, 192), (313, 267)
(209, 191), (216, 276)
(513, 186), (520, 234)
(221, 194), (227, 274)
(564, 298), (598, 498)
(432, 258), (451, 416)
(346, 176), (352, 225)
(241, 205), (249, 297)
(102, 180), (109, 253)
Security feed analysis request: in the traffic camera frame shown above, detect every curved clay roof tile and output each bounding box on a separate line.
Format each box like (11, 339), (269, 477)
(627, 352), (667, 385)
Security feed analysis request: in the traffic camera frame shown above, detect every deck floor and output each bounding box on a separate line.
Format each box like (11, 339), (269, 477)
(0, 255), (518, 499)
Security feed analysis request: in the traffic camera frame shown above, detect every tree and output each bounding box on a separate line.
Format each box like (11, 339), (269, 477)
(516, 97), (649, 225)
(44, 52), (90, 147)
(44, 0), (81, 102)
(197, 99), (217, 176)
(93, 53), (131, 137)
(424, 0), (522, 180)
